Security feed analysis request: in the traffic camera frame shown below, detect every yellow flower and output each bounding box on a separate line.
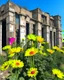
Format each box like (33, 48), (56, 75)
(37, 36), (44, 43)
(53, 46), (60, 51)
(43, 52), (47, 56)
(9, 47), (16, 53)
(9, 47), (23, 53)
(27, 68), (38, 77)
(11, 60), (24, 68)
(25, 47), (38, 56)
(8, 48), (16, 57)
(47, 49), (54, 54)
(8, 51), (15, 57)
(8, 59), (14, 65)
(53, 46), (64, 53)
(8, 47), (23, 57)
(27, 34), (36, 41)
(39, 50), (42, 54)
(42, 42), (46, 44)
(0, 61), (9, 71)
(3, 45), (11, 50)
(59, 49), (64, 53)
(21, 48), (24, 52)
(15, 47), (21, 53)
(52, 69), (64, 79)
(39, 50), (47, 56)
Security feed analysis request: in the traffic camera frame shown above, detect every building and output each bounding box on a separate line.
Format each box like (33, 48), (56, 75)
(0, 2), (62, 54)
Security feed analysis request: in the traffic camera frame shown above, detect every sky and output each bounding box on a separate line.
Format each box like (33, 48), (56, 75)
(0, 0), (64, 30)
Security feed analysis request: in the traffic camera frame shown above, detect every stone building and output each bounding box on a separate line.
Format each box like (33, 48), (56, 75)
(0, 2), (62, 54)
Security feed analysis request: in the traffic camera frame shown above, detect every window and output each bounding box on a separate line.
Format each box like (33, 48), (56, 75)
(42, 27), (44, 38)
(16, 29), (20, 44)
(2, 19), (6, 47)
(26, 23), (29, 35)
(54, 32), (56, 46)
(15, 13), (20, 24)
(41, 15), (47, 23)
(50, 31), (52, 48)
(50, 19), (54, 27)
(15, 13), (20, 43)
(33, 24), (35, 34)
(1, 10), (4, 13)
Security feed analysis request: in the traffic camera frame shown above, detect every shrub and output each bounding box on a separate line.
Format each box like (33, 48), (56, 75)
(0, 34), (64, 80)
(0, 54), (7, 65)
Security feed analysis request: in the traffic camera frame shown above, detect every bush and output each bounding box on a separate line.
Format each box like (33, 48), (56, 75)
(0, 34), (64, 80)
(0, 54), (7, 65)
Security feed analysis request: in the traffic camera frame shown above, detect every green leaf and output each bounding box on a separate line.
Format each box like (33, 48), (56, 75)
(19, 77), (25, 80)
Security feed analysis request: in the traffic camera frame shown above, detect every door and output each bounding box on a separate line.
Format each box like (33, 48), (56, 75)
(2, 19), (6, 47)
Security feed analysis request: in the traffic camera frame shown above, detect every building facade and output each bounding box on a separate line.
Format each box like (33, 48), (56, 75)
(0, 2), (62, 54)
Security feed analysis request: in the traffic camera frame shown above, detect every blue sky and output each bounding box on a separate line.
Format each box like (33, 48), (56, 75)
(0, 0), (64, 30)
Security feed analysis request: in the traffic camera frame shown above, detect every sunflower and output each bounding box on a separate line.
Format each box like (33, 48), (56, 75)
(11, 60), (24, 68)
(37, 36), (44, 43)
(47, 49), (54, 54)
(52, 69), (64, 79)
(2, 45), (11, 50)
(0, 61), (9, 71)
(27, 34), (36, 41)
(25, 47), (38, 56)
(27, 68), (38, 77)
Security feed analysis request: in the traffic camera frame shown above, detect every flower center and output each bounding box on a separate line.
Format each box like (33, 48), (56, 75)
(31, 71), (35, 74)
(30, 51), (35, 55)
(16, 62), (20, 66)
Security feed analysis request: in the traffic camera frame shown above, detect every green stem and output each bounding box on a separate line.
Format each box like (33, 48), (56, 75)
(15, 69), (19, 80)
(34, 77), (37, 80)
(32, 56), (34, 67)
(15, 53), (18, 59)
(10, 67), (13, 75)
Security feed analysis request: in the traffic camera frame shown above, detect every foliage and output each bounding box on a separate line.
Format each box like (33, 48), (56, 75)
(0, 54), (7, 65)
(0, 34), (64, 80)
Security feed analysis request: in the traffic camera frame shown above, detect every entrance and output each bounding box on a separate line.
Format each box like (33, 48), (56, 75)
(26, 23), (29, 35)
(2, 19), (6, 47)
